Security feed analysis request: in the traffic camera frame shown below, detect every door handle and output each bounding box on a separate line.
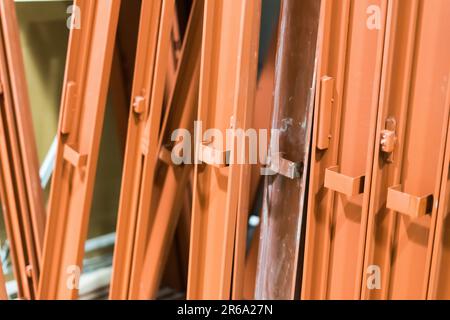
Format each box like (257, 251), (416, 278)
(324, 166), (365, 196)
(268, 152), (302, 179)
(63, 144), (88, 169)
(386, 185), (433, 218)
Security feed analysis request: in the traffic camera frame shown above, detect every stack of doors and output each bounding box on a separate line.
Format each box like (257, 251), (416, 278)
(254, 0), (450, 300)
(264, 0), (450, 299)
(2, 0), (450, 301)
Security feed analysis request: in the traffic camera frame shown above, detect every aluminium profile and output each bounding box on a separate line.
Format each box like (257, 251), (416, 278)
(232, 30), (277, 301)
(301, 0), (388, 300)
(165, 3), (182, 101)
(0, 0), (46, 299)
(38, 0), (121, 300)
(138, 0), (203, 300)
(110, 0), (175, 300)
(228, 30), (259, 297)
(428, 71), (450, 299)
(362, 0), (450, 300)
(359, 3), (419, 299)
(187, 0), (261, 300)
(160, 178), (192, 294)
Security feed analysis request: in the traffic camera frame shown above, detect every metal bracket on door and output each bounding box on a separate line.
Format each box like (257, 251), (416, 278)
(60, 82), (77, 135)
(268, 152), (302, 179)
(324, 166), (365, 196)
(380, 117), (397, 163)
(63, 145), (88, 168)
(386, 185), (433, 219)
(317, 76), (335, 150)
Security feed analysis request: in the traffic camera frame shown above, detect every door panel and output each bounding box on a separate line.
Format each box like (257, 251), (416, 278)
(302, 0), (388, 300)
(255, 0), (321, 300)
(362, 0), (450, 300)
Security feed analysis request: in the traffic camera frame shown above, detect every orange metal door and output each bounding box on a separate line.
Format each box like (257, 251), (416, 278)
(39, 0), (121, 300)
(138, 0), (203, 299)
(302, 0), (388, 300)
(187, 0), (261, 300)
(429, 81), (450, 299)
(362, 0), (450, 300)
(110, 0), (174, 300)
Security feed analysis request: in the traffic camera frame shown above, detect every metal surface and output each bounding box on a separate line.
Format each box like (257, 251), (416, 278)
(255, 0), (321, 300)
(188, 0), (261, 300)
(302, 0), (388, 300)
(362, 0), (450, 300)
(0, 0), (45, 299)
(110, 0), (174, 300)
(138, 0), (203, 299)
(324, 166), (365, 197)
(234, 33), (278, 300)
(429, 80), (450, 299)
(0, 260), (6, 300)
(386, 185), (433, 219)
(39, 0), (121, 300)
(1, 0), (449, 301)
